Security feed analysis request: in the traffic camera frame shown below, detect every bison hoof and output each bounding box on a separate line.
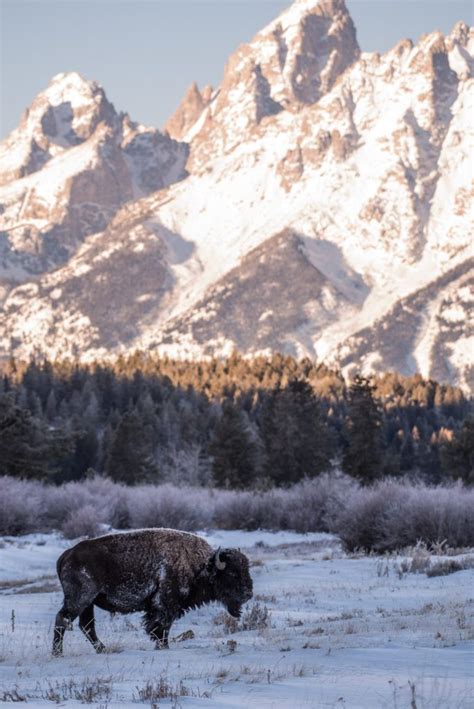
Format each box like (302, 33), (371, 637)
(52, 646), (63, 657)
(155, 641), (169, 650)
(95, 642), (106, 654)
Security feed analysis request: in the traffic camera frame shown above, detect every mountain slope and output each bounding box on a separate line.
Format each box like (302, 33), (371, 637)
(0, 72), (188, 299)
(332, 258), (474, 392)
(0, 0), (472, 390)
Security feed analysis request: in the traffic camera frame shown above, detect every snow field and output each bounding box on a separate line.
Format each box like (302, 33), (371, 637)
(0, 530), (473, 707)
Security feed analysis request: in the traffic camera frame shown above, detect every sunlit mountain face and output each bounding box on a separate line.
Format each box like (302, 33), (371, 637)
(0, 0), (472, 391)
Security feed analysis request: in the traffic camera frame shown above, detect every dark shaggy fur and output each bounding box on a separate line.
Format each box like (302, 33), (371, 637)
(52, 528), (253, 656)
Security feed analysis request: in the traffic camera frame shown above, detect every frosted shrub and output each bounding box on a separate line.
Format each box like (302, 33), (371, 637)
(329, 483), (395, 551)
(0, 475), (472, 551)
(61, 505), (102, 539)
(0, 476), (42, 535)
(280, 474), (357, 533)
(426, 559), (471, 577)
(126, 484), (214, 530)
(41, 476), (128, 531)
(213, 490), (261, 530)
(212, 474), (357, 532)
(213, 610), (239, 634)
(333, 479), (474, 552)
(381, 483), (474, 551)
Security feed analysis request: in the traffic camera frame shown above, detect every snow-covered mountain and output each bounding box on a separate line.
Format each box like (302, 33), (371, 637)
(0, 0), (473, 390)
(0, 72), (188, 297)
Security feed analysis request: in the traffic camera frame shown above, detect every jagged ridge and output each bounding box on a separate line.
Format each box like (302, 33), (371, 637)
(0, 1), (472, 391)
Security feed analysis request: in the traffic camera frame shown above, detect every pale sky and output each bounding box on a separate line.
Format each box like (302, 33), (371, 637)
(1, 0), (472, 138)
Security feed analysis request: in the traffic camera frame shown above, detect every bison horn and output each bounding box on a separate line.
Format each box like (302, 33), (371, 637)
(215, 548), (226, 571)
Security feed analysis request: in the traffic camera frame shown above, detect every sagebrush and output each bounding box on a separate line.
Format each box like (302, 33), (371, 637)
(1, 474), (473, 552)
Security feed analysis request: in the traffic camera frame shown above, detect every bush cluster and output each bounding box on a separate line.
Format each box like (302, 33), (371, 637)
(1, 473), (473, 551)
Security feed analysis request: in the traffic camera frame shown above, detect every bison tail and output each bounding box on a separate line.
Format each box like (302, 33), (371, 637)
(56, 549), (71, 580)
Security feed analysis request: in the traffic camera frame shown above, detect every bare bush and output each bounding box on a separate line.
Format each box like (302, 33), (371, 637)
(332, 479), (474, 552)
(214, 603), (270, 633)
(213, 610), (239, 634)
(0, 475), (473, 553)
(381, 483), (474, 552)
(213, 489), (257, 529)
(395, 542), (432, 577)
(0, 476), (42, 535)
(0, 687), (26, 702)
(239, 602), (271, 631)
(133, 677), (190, 702)
(42, 477), (129, 530)
(212, 474), (356, 532)
(328, 483), (392, 551)
(276, 474), (354, 533)
(61, 505), (102, 539)
(126, 484), (213, 530)
(426, 558), (473, 577)
(42, 677), (112, 703)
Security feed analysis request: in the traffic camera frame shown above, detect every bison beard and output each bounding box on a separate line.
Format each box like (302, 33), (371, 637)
(52, 529), (253, 656)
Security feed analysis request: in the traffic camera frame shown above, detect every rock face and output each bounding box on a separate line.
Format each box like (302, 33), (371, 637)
(156, 230), (362, 357)
(182, 0), (360, 171)
(164, 83), (213, 141)
(0, 1), (473, 391)
(0, 72), (188, 296)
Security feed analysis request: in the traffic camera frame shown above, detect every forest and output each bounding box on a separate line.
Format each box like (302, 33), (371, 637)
(0, 352), (472, 488)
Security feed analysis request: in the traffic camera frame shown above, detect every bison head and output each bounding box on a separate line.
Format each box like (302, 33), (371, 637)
(209, 547), (253, 618)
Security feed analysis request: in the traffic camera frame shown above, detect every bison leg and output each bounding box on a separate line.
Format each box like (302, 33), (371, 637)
(154, 624), (171, 649)
(52, 605), (77, 657)
(79, 605), (106, 654)
(52, 574), (99, 656)
(143, 607), (173, 649)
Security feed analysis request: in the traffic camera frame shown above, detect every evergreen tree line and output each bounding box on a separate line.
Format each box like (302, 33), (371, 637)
(0, 354), (472, 487)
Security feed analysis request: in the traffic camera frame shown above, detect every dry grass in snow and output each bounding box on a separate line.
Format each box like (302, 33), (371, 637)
(0, 530), (473, 707)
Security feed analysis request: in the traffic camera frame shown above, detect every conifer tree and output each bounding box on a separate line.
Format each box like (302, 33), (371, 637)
(440, 416), (474, 484)
(105, 409), (158, 484)
(209, 399), (262, 489)
(0, 393), (72, 479)
(342, 375), (384, 483)
(261, 378), (330, 486)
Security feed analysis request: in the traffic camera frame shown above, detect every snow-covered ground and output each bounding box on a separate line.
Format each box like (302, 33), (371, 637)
(0, 530), (473, 707)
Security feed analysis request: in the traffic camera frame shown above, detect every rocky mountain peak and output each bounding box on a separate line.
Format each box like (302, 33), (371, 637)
(247, 0), (360, 105)
(25, 71), (118, 147)
(0, 71), (188, 293)
(41, 71), (101, 102)
(448, 20), (472, 46)
(164, 81), (213, 140)
(0, 71), (118, 185)
(275, 0), (350, 23)
(183, 0), (360, 170)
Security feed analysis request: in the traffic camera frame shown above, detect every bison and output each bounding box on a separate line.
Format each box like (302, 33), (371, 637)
(52, 528), (253, 656)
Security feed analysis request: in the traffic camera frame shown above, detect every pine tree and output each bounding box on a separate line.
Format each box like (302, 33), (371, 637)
(105, 409), (158, 484)
(440, 416), (474, 484)
(209, 399), (262, 489)
(342, 376), (384, 484)
(45, 389), (57, 422)
(0, 393), (72, 479)
(261, 379), (331, 486)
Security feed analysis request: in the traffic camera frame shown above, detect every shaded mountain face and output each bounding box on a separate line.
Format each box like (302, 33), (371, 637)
(0, 198), (173, 357)
(332, 259), (474, 392)
(154, 230), (362, 357)
(0, 0), (472, 391)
